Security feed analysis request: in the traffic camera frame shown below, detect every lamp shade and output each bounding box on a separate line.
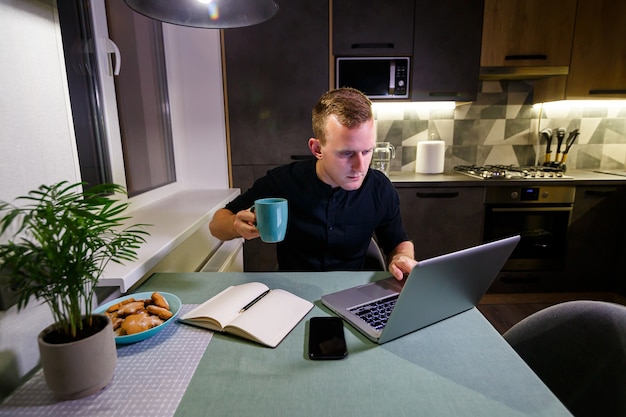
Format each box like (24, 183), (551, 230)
(123, 0), (279, 29)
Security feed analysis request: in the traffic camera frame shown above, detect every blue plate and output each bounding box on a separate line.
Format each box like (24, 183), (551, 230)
(93, 291), (181, 345)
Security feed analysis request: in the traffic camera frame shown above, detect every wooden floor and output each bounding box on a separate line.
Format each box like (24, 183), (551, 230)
(477, 292), (626, 334)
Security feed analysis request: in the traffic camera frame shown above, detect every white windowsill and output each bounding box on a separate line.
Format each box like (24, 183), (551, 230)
(99, 188), (240, 292)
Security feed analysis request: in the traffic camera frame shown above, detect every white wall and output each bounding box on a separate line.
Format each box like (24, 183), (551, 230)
(0, 0), (229, 397)
(0, 0), (81, 202)
(164, 24), (229, 189)
(0, 0), (73, 398)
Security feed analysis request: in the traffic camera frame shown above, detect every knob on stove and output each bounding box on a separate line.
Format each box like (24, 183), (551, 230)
(510, 191), (519, 199)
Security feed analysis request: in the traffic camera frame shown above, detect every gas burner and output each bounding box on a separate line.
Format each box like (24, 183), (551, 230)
(454, 165), (571, 180)
(454, 165), (506, 179)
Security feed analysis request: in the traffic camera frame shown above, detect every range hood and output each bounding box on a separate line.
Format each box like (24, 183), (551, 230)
(480, 66), (569, 80)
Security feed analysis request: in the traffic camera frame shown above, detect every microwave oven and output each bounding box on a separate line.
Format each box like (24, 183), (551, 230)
(335, 57), (410, 99)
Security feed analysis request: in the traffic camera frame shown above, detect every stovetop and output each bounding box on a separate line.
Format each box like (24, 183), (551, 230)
(454, 165), (572, 180)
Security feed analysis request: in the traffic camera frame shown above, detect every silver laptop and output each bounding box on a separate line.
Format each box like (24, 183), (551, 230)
(321, 235), (520, 344)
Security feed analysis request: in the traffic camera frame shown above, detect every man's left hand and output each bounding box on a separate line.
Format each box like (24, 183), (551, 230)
(389, 255), (418, 281)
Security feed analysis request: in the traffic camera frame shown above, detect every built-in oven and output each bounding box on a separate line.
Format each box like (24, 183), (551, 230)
(483, 186), (575, 290)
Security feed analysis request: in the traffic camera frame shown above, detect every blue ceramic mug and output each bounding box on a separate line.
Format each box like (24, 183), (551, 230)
(253, 198), (288, 243)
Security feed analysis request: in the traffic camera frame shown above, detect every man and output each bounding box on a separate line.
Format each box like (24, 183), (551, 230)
(209, 88), (417, 280)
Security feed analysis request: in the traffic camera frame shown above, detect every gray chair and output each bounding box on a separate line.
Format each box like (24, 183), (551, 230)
(503, 300), (626, 417)
(363, 237), (387, 271)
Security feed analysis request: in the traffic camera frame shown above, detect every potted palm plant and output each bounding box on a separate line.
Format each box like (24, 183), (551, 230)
(0, 181), (148, 400)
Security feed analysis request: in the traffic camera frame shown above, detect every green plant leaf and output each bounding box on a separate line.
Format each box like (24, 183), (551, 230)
(0, 181), (150, 339)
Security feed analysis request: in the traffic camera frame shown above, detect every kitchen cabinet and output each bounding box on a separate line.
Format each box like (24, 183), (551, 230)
(566, 186), (626, 293)
(480, 0), (576, 79)
(535, 0), (626, 101)
(332, 0), (484, 102)
(567, 0), (626, 98)
(223, 0), (329, 271)
(332, 0), (415, 56)
(411, 0), (484, 101)
(223, 0), (329, 169)
(395, 186), (485, 260)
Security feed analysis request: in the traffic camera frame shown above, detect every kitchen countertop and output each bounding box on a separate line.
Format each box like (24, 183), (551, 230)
(389, 169), (626, 187)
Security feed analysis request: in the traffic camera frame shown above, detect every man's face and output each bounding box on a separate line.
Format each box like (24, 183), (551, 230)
(311, 115), (376, 190)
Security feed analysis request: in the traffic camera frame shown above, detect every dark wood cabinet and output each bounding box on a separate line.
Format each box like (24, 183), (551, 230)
(223, 0), (329, 169)
(566, 186), (626, 293)
(480, 0), (577, 69)
(332, 0), (415, 57)
(537, 0), (626, 101)
(396, 186), (485, 260)
(566, 0), (626, 99)
(332, 0), (483, 102)
(223, 0), (329, 270)
(411, 0), (484, 101)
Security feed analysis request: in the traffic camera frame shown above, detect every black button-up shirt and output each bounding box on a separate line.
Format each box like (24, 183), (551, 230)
(225, 159), (409, 271)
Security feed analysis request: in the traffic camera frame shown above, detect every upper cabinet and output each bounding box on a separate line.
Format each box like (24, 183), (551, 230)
(480, 0), (577, 78)
(411, 0), (484, 101)
(332, 0), (484, 102)
(562, 0), (626, 99)
(534, 0), (626, 102)
(223, 0), (329, 168)
(332, 0), (415, 56)
(223, 1), (329, 271)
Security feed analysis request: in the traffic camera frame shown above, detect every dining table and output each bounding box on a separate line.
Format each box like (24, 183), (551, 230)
(0, 271), (572, 417)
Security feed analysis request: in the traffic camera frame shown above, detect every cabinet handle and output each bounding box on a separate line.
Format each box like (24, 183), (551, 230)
(291, 155), (314, 160)
(504, 54), (547, 61)
(491, 207), (572, 213)
(500, 276), (540, 283)
(416, 192), (459, 199)
(585, 189), (617, 197)
(589, 89), (626, 95)
(351, 43), (394, 49)
(428, 92), (463, 98)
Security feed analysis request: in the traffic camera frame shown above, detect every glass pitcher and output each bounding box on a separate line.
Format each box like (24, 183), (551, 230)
(371, 142), (396, 175)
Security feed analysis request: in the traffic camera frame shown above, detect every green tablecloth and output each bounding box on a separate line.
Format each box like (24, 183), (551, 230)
(137, 272), (572, 417)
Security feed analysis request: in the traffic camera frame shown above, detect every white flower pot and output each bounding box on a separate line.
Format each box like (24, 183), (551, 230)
(38, 314), (117, 400)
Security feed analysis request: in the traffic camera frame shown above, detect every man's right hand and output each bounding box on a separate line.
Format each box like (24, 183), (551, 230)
(234, 208), (260, 240)
(209, 208), (259, 241)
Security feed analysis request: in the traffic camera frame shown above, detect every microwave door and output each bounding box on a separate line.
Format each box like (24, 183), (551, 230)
(335, 57), (409, 99)
(337, 59), (389, 97)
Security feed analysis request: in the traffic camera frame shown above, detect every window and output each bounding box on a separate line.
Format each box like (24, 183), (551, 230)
(58, 0), (176, 196)
(103, 1), (176, 196)
(57, 0), (230, 205)
(56, 1), (111, 187)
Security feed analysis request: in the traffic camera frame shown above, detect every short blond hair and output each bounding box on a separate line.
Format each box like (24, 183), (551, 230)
(312, 88), (373, 145)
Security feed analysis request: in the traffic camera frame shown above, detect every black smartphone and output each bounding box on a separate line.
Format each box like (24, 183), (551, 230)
(308, 317), (348, 360)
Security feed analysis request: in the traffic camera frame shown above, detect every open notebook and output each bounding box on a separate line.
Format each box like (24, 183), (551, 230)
(321, 235), (520, 344)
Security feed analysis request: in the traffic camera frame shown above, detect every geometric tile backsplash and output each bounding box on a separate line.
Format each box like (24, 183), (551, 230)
(374, 80), (626, 173)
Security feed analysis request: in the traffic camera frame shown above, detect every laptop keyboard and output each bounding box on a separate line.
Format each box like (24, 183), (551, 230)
(348, 294), (399, 330)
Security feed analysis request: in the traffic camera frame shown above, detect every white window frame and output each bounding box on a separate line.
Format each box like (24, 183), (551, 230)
(87, 0), (230, 211)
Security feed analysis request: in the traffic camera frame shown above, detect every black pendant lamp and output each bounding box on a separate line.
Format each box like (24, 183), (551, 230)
(123, 0), (279, 29)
